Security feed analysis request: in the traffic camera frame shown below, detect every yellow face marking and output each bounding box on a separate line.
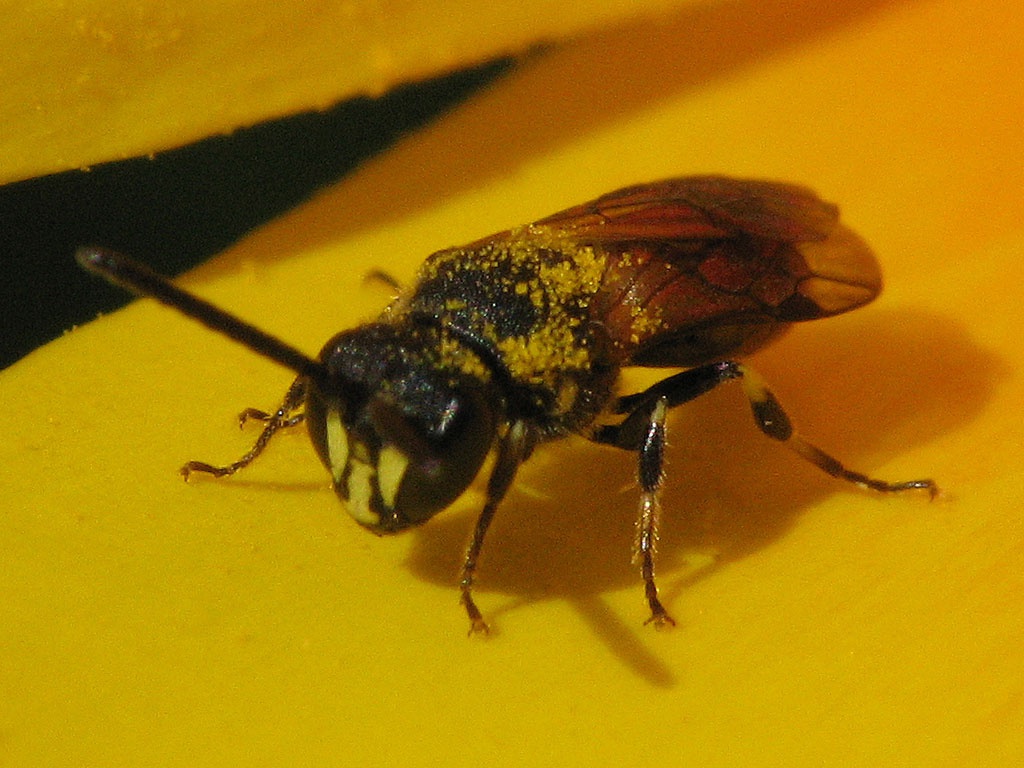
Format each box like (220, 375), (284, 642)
(377, 445), (410, 510)
(345, 458), (380, 527)
(736, 363), (771, 404)
(325, 406), (349, 484)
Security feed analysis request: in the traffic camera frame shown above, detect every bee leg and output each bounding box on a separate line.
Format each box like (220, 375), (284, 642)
(362, 269), (402, 293)
(596, 364), (748, 626)
(460, 420), (533, 635)
(729, 363), (939, 498)
(598, 362), (746, 449)
(602, 361), (936, 497)
(181, 377), (307, 480)
(595, 360), (936, 626)
(635, 397), (676, 628)
(236, 407), (304, 429)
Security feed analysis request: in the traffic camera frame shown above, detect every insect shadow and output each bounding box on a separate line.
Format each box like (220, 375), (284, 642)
(403, 307), (997, 676)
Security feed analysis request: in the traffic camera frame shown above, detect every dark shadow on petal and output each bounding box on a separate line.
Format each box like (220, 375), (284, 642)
(403, 308), (999, 680)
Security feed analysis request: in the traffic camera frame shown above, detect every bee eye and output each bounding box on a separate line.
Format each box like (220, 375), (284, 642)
(375, 388), (496, 530)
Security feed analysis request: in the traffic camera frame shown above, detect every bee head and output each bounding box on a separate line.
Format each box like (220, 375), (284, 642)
(305, 324), (497, 534)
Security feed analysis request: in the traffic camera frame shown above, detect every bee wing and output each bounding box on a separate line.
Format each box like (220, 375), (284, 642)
(535, 177), (883, 367)
(530, 176), (840, 244)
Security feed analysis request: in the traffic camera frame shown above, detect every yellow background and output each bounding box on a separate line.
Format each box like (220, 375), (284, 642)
(0, 0), (682, 184)
(3, 0), (1024, 764)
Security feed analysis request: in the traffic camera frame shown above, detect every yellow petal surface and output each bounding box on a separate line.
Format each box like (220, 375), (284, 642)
(1, 0), (687, 184)
(4, 0), (1024, 765)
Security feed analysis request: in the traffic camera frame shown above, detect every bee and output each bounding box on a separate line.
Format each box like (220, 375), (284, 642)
(77, 175), (936, 634)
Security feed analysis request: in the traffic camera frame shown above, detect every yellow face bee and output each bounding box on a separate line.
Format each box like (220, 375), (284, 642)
(77, 176), (936, 634)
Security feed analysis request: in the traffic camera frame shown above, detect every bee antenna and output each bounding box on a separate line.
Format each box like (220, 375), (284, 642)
(76, 246), (328, 386)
